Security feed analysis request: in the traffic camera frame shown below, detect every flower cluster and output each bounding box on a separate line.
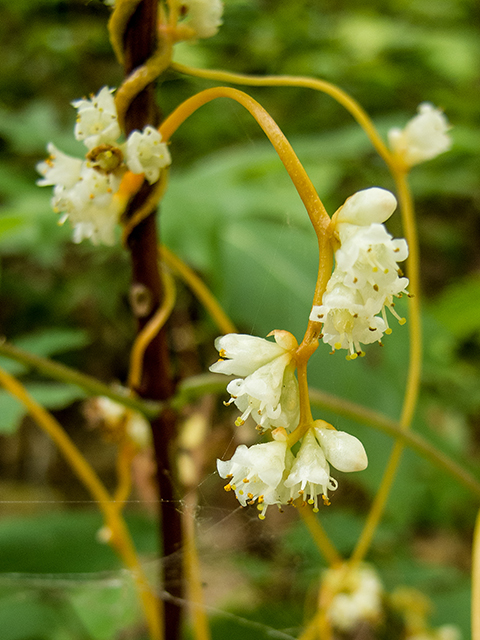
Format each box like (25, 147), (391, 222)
(37, 87), (171, 245)
(310, 187), (409, 359)
(323, 564), (384, 632)
(211, 333), (368, 518)
(93, 396), (151, 449)
(180, 0), (224, 39)
(388, 103), (451, 167)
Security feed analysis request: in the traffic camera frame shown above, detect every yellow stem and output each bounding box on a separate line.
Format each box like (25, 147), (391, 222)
(170, 63), (394, 169)
(296, 612), (322, 640)
(351, 169), (421, 565)
(121, 170), (170, 244)
(128, 269), (176, 391)
(108, 0), (142, 64)
(473, 509), (480, 640)
(115, 42), (174, 132)
(113, 438), (137, 506)
(159, 87), (330, 236)
(183, 493), (211, 640)
(298, 506), (343, 567)
(0, 366), (162, 640)
(288, 361), (314, 447)
(159, 245), (236, 335)
(159, 85), (334, 369)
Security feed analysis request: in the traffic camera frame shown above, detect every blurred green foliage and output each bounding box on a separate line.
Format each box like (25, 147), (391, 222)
(0, 0), (479, 637)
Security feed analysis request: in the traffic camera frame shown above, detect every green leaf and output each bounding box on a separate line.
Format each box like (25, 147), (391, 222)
(14, 328), (91, 357)
(431, 275), (480, 338)
(0, 383), (86, 434)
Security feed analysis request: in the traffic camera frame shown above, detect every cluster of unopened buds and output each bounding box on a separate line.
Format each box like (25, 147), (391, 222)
(211, 332), (368, 518)
(37, 87), (171, 245)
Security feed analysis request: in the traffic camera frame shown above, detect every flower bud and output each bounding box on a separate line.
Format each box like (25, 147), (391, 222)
(314, 423), (368, 472)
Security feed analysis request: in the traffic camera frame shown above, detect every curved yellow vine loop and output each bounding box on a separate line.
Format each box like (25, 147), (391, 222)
(121, 170), (170, 244)
(128, 268), (177, 391)
(108, 0), (142, 65)
(168, 66), (424, 564)
(159, 245), (237, 335)
(158, 85), (334, 313)
(170, 63), (394, 169)
(0, 366), (162, 640)
(351, 170), (421, 565)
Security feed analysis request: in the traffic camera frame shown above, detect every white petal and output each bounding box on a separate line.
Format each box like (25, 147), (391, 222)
(315, 425), (368, 472)
(335, 188), (397, 227)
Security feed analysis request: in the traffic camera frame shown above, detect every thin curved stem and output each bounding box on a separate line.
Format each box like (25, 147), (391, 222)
(159, 85), (334, 366)
(0, 340), (163, 418)
(128, 269), (177, 391)
(351, 171), (421, 564)
(0, 366), (162, 640)
(159, 245), (237, 335)
(183, 493), (211, 640)
(159, 87), (330, 235)
(298, 505), (343, 567)
(108, 0), (142, 64)
(170, 63), (394, 169)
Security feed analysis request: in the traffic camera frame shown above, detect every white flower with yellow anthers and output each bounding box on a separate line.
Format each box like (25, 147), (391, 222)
(126, 126), (171, 185)
(180, 0), (224, 39)
(37, 143), (84, 190)
(388, 103), (451, 167)
(72, 87), (121, 150)
(210, 331), (300, 432)
(38, 87), (173, 245)
(311, 188), (409, 358)
(284, 429), (337, 510)
(310, 280), (387, 359)
(217, 433), (293, 520)
(51, 164), (123, 245)
(323, 564), (384, 632)
(284, 425), (367, 510)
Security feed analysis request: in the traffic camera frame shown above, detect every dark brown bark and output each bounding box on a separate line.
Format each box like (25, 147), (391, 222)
(122, 2), (183, 637)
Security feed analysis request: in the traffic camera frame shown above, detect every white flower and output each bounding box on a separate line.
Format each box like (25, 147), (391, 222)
(181, 0), (224, 38)
(210, 331), (300, 432)
(310, 280), (387, 358)
(95, 396), (152, 448)
(217, 438), (291, 519)
(72, 87), (121, 150)
(314, 422), (368, 472)
(37, 143), (83, 189)
(311, 188), (409, 357)
(126, 126), (171, 184)
(284, 429), (338, 510)
(324, 564), (384, 632)
(388, 103), (451, 167)
(51, 164), (123, 245)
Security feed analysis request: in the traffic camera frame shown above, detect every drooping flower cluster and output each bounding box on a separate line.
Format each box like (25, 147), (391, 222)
(210, 331), (300, 432)
(323, 564), (384, 633)
(310, 187), (409, 359)
(37, 87), (171, 245)
(388, 103), (451, 167)
(211, 333), (368, 518)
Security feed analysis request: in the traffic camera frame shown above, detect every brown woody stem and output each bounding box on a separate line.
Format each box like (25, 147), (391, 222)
(122, 1), (183, 637)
